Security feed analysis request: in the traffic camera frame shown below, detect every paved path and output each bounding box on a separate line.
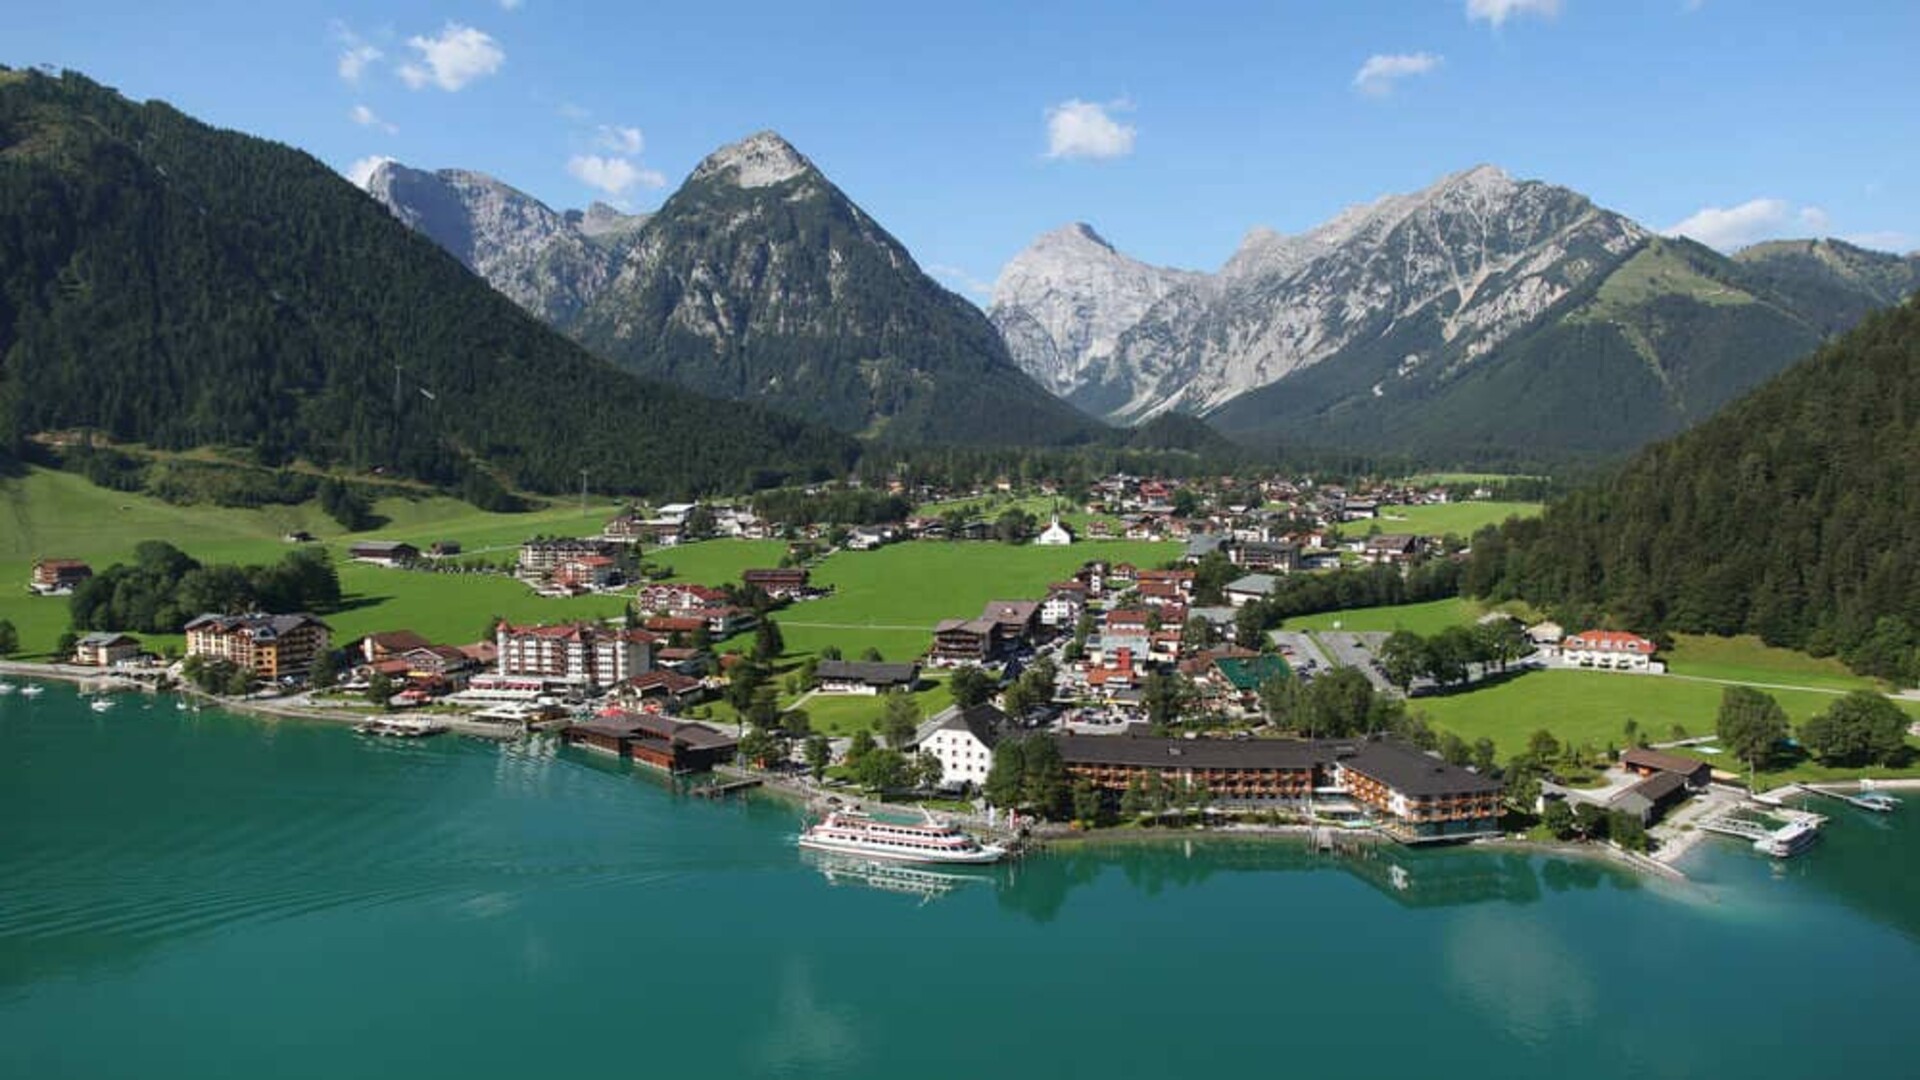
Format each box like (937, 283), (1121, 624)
(1315, 631), (1396, 693)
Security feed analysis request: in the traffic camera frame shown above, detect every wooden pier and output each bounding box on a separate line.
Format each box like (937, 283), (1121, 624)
(689, 775), (763, 799)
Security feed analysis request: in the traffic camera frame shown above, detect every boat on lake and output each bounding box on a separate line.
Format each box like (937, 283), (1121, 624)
(798, 807), (1006, 865)
(89, 698), (115, 713)
(0, 682), (16, 694)
(1757, 819), (1820, 858)
(20, 684), (44, 697)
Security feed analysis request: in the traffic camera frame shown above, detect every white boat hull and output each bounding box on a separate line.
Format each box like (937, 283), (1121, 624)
(798, 833), (1006, 866)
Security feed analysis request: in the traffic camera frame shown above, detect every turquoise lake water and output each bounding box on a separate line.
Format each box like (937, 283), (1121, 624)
(3, 684), (1918, 1078)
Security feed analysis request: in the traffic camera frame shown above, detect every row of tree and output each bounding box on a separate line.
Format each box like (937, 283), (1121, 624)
(1717, 685), (1910, 771)
(1374, 620), (1532, 692)
(1230, 560), (1465, 645)
(68, 541), (342, 635)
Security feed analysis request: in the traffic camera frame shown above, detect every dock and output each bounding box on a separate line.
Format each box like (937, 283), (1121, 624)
(689, 772), (763, 799)
(1789, 783), (1902, 813)
(1697, 803), (1826, 857)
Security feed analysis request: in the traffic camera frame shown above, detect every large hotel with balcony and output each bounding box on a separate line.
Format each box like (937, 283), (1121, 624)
(1055, 733), (1502, 843)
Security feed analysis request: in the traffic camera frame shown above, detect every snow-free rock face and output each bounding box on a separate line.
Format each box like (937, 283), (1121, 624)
(992, 165), (1649, 425)
(360, 162), (644, 324)
(568, 132), (1101, 445)
(986, 224), (1202, 398)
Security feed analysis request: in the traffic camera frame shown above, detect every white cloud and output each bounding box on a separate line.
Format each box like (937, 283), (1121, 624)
(338, 44), (382, 83)
(398, 23), (505, 92)
(566, 154), (666, 196)
(1664, 197), (1834, 251)
(1045, 98), (1136, 161)
(349, 104), (397, 135)
(1353, 53), (1443, 98)
(1467, 0), (1562, 27)
(345, 155), (395, 190)
(595, 125), (644, 155)
(499, 0), (524, 9)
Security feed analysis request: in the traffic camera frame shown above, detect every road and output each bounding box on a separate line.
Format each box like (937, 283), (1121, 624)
(1314, 631), (1395, 692)
(1268, 630), (1332, 674)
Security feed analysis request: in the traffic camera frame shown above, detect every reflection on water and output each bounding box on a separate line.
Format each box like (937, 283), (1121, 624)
(801, 851), (991, 904)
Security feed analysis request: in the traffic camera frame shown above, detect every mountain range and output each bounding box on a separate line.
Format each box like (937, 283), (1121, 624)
(0, 68), (857, 496)
(991, 167), (1920, 459)
(364, 133), (1100, 447)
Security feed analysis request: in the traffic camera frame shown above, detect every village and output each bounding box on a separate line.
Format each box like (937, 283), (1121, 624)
(10, 469), (1882, 861)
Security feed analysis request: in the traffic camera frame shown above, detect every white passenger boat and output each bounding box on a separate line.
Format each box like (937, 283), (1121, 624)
(798, 808), (1006, 865)
(1756, 819), (1820, 858)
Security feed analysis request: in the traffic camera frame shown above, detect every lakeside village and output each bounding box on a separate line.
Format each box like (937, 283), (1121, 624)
(9, 472), (1892, 869)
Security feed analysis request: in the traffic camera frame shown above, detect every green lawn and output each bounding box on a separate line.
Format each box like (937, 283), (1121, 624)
(1284, 598), (1486, 637)
(1334, 501), (1542, 540)
(1402, 473), (1543, 487)
(793, 681), (954, 736)
(1416, 668), (1920, 763)
(773, 539), (1177, 664)
(1661, 634), (1888, 694)
(915, 493), (1117, 533)
(651, 539), (791, 585)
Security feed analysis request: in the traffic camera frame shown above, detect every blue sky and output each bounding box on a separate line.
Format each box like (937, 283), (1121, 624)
(5, 0), (1917, 300)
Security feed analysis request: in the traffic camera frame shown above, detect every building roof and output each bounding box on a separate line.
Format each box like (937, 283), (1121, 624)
(934, 618), (998, 637)
(1612, 770), (1688, 811)
(76, 631), (139, 647)
(347, 540), (417, 553)
(184, 612), (329, 640)
(1333, 738), (1503, 797)
(575, 713), (738, 751)
(364, 629), (433, 653)
(1620, 747), (1710, 777)
(1056, 733), (1326, 771)
(1212, 654), (1291, 691)
(1225, 573), (1280, 596)
(922, 704), (1008, 749)
(1184, 534), (1227, 558)
(982, 600), (1039, 624)
(1565, 629), (1656, 654)
(816, 660), (920, 686)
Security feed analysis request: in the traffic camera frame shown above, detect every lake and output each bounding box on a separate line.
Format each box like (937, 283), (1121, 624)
(3, 683), (1917, 1078)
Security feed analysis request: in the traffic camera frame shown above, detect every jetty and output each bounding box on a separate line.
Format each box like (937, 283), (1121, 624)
(1697, 803), (1826, 857)
(690, 768), (763, 799)
(1788, 783), (1902, 814)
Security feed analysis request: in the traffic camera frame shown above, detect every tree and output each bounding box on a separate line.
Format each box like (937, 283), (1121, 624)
(983, 740), (1027, 807)
(1143, 672), (1194, 727)
(1302, 667), (1375, 738)
(860, 646), (885, 663)
(55, 629), (79, 660)
(1801, 691), (1910, 766)
(1072, 779), (1102, 826)
(0, 619), (18, 656)
(781, 708), (812, 738)
(881, 691), (922, 749)
(913, 751), (946, 791)
(1120, 774), (1148, 819)
(818, 644), (843, 661)
(1258, 674), (1302, 729)
(747, 682), (781, 730)
(1541, 799), (1575, 839)
(1021, 736), (1070, 819)
(1572, 802), (1608, 840)
(1716, 686), (1790, 772)
(752, 618), (784, 663)
(1472, 737), (1499, 777)
(1378, 630), (1426, 693)
(803, 734), (832, 781)
(1182, 615), (1215, 651)
(309, 649), (340, 690)
(1524, 729), (1562, 768)
(683, 504), (717, 540)
(223, 664), (255, 697)
(853, 748), (908, 791)
(1422, 626), (1476, 687)
(1438, 731), (1472, 767)
(949, 665), (995, 709)
(847, 729), (877, 764)
(1609, 811), (1648, 852)
(365, 671), (395, 711)
(739, 726), (781, 769)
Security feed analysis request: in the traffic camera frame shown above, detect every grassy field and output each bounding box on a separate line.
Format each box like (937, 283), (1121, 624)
(1661, 634), (1888, 693)
(1334, 501), (1542, 540)
(1416, 668), (1920, 761)
(915, 493), (1118, 533)
(776, 539), (1177, 663)
(0, 467), (641, 656)
(792, 680), (954, 736)
(1284, 598), (1488, 637)
(1402, 473), (1542, 487)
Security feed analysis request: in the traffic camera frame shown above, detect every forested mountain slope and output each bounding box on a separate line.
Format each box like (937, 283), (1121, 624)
(0, 69), (855, 496)
(1464, 296), (1920, 682)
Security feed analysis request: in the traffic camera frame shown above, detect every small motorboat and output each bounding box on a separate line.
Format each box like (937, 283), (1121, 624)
(89, 698), (115, 713)
(20, 684), (45, 697)
(0, 682), (16, 694)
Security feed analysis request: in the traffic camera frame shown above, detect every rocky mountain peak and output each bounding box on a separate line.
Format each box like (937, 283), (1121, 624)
(689, 130), (813, 188)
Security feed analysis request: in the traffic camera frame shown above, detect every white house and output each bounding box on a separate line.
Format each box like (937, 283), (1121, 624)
(912, 704), (1006, 790)
(1560, 629), (1658, 671)
(1035, 518), (1075, 546)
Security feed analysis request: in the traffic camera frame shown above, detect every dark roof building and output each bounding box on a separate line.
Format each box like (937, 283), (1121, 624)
(561, 713), (737, 773)
(815, 660), (920, 693)
(1620, 748), (1713, 788)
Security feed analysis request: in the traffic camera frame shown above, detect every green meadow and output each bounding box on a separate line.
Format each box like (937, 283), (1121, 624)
(1333, 500), (1543, 540)
(1284, 598), (1489, 637)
